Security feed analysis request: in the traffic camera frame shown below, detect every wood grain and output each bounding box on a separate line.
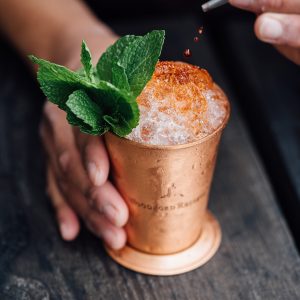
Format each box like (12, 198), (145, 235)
(204, 10), (300, 249)
(0, 14), (299, 300)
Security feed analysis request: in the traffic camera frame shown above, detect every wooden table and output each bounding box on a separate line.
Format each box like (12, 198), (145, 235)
(0, 11), (300, 300)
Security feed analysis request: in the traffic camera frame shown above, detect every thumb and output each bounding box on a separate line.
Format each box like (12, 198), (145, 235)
(255, 13), (300, 48)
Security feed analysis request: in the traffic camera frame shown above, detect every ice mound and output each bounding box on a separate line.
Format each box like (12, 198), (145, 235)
(127, 61), (229, 145)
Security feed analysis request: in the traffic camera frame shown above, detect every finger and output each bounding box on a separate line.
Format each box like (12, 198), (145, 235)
(40, 117), (61, 176)
(43, 102), (91, 195)
(255, 13), (300, 47)
(47, 165), (80, 241)
(229, 0), (300, 14)
(275, 44), (300, 65)
(61, 183), (126, 249)
(86, 212), (127, 250)
(90, 181), (129, 227)
(74, 128), (109, 187)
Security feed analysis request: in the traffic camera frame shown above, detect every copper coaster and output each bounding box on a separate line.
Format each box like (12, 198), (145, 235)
(105, 211), (221, 276)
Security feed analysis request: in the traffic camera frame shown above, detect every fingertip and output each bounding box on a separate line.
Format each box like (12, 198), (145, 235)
(57, 207), (80, 241)
(87, 162), (105, 187)
(84, 139), (109, 187)
(228, 0), (238, 6)
(87, 213), (127, 250)
(228, 0), (254, 11)
(105, 228), (127, 250)
(60, 222), (78, 241)
(102, 203), (129, 228)
(92, 182), (129, 227)
(115, 204), (129, 228)
(254, 13), (284, 44)
(58, 151), (70, 173)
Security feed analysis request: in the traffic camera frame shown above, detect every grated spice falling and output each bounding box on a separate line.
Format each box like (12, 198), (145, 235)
(198, 26), (204, 35)
(183, 49), (192, 58)
(183, 26), (204, 58)
(127, 61), (228, 145)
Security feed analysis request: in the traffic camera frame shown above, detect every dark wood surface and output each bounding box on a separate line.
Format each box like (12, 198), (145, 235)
(204, 8), (300, 249)
(1, 13), (300, 300)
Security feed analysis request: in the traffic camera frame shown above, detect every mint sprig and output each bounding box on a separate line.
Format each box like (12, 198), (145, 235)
(30, 30), (165, 136)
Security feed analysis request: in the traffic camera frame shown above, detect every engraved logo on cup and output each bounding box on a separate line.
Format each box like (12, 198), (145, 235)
(128, 193), (206, 211)
(149, 167), (176, 199)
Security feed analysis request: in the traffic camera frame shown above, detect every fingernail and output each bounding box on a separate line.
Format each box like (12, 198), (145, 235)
(60, 222), (74, 241)
(104, 229), (125, 250)
(101, 204), (120, 227)
(259, 17), (283, 41)
(59, 152), (69, 172)
(87, 162), (102, 186)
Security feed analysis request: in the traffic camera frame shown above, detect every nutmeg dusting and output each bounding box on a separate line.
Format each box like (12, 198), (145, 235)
(127, 61), (228, 145)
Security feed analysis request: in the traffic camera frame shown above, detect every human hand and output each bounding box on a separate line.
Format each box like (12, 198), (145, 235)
(229, 0), (300, 65)
(40, 103), (129, 249)
(39, 34), (129, 249)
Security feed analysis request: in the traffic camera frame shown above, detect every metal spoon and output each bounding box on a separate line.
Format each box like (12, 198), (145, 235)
(202, 0), (228, 12)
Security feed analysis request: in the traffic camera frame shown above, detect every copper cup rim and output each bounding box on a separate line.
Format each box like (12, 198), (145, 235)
(106, 96), (230, 151)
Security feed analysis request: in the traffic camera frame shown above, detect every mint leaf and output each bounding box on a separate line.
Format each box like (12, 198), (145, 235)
(111, 64), (130, 91)
(103, 115), (132, 137)
(97, 30), (165, 97)
(66, 111), (98, 135)
(81, 40), (93, 81)
(119, 30), (165, 97)
(29, 55), (93, 109)
(96, 35), (141, 85)
(66, 90), (105, 134)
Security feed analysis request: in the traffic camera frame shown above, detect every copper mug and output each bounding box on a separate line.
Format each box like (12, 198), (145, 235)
(104, 86), (230, 275)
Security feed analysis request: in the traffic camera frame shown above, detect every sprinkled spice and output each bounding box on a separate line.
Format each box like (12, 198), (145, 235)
(198, 26), (204, 35)
(183, 49), (192, 58)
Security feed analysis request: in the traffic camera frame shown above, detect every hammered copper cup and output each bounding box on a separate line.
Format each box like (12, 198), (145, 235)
(104, 88), (230, 276)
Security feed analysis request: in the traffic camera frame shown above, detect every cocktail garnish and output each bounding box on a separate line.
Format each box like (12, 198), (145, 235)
(29, 30), (165, 137)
